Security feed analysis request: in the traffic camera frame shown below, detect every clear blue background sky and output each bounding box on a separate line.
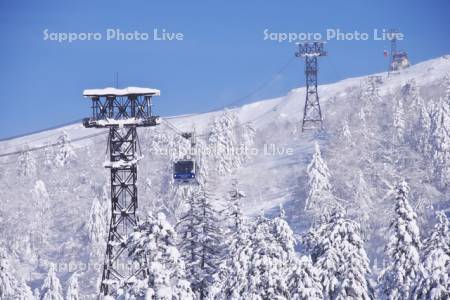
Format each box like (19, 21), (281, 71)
(1, 0), (449, 139)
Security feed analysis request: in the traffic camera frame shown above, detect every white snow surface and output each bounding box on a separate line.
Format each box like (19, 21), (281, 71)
(83, 86), (161, 97)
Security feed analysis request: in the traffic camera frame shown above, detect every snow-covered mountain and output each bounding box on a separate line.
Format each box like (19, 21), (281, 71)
(0, 55), (449, 299)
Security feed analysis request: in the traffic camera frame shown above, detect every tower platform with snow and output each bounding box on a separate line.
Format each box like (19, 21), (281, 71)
(82, 87), (160, 295)
(388, 29), (410, 72)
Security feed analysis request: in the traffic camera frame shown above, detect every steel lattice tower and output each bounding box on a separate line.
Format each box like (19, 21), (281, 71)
(82, 87), (160, 295)
(389, 29), (398, 71)
(295, 42), (327, 131)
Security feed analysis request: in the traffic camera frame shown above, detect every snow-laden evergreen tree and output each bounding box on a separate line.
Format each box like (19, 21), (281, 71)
(55, 130), (76, 167)
(41, 264), (64, 300)
(245, 216), (290, 300)
(65, 273), (79, 300)
(31, 180), (50, 250)
(405, 80), (427, 146)
(341, 121), (353, 146)
(378, 181), (421, 300)
(208, 109), (242, 174)
(195, 190), (223, 299)
(87, 196), (107, 252)
(0, 245), (19, 299)
(351, 170), (373, 238)
(224, 209), (298, 299)
(303, 211), (373, 300)
(17, 145), (37, 177)
(43, 142), (55, 169)
(358, 107), (369, 138)
(100, 185), (111, 229)
(239, 122), (256, 161)
(288, 255), (323, 300)
(225, 179), (246, 235)
(125, 212), (195, 300)
(220, 179), (252, 299)
(34, 288), (41, 299)
(428, 95), (450, 190)
(305, 142), (337, 219)
(222, 223), (252, 300)
(411, 211), (449, 300)
(16, 279), (35, 300)
(392, 98), (406, 144)
(416, 101), (432, 155)
(177, 186), (223, 300)
(177, 189), (200, 287)
(271, 205), (297, 262)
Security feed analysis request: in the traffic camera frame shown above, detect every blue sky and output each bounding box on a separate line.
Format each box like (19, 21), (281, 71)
(1, 0), (449, 139)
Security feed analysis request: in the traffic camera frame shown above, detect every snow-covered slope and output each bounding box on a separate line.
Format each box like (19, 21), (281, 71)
(1, 55), (449, 298)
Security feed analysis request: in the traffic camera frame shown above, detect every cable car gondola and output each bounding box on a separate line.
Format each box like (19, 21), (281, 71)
(173, 131), (198, 184)
(173, 159), (196, 183)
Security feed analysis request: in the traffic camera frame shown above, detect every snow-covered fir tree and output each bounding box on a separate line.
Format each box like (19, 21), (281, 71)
(341, 120), (353, 146)
(405, 80), (427, 146)
(65, 273), (79, 300)
(238, 122), (256, 161)
(303, 211), (373, 300)
(43, 142), (55, 170)
(17, 145), (37, 177)
(194, 190), (223, 299)
(358, 107), (369, 138)
(416, 101), (432, 155)
(41, 264), (64, 300)
(100, 185), (111, 229)
(378, 181), (421, 300)
(304, 142), (337, 219)
(226, 179), (246, 234)
(195, 139), (211, 188)
(177, 186), (223, 300)
(428, 95), (450, 190)
(0, 245), (19, 299)
(223, 209), (298, 299)
(34, 288), (41, 299)
(208, 109), (241, 174)
(86, 196), (107, 253)
(221, 180), (252, 299)
(223, 232), (252, 300)
(16, 279), (35, 300)
(392, 98), (406, 144)
(244, 216), (290, 299)
(31, 180), (51, 250)
(124, 212), (195, 300)
(351, 170), (373, 238)
(55, 130), (76, 167)
(287, 255), (323, 300)
(411, 211), (449, 300)
(177, 189), (200, 286)
(271, 205), (297, 263)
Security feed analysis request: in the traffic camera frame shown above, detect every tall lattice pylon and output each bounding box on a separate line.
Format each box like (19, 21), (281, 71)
(82, 87), (160, 296)
(295, 42), (327, 131)
(389, 29), (398, 71)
